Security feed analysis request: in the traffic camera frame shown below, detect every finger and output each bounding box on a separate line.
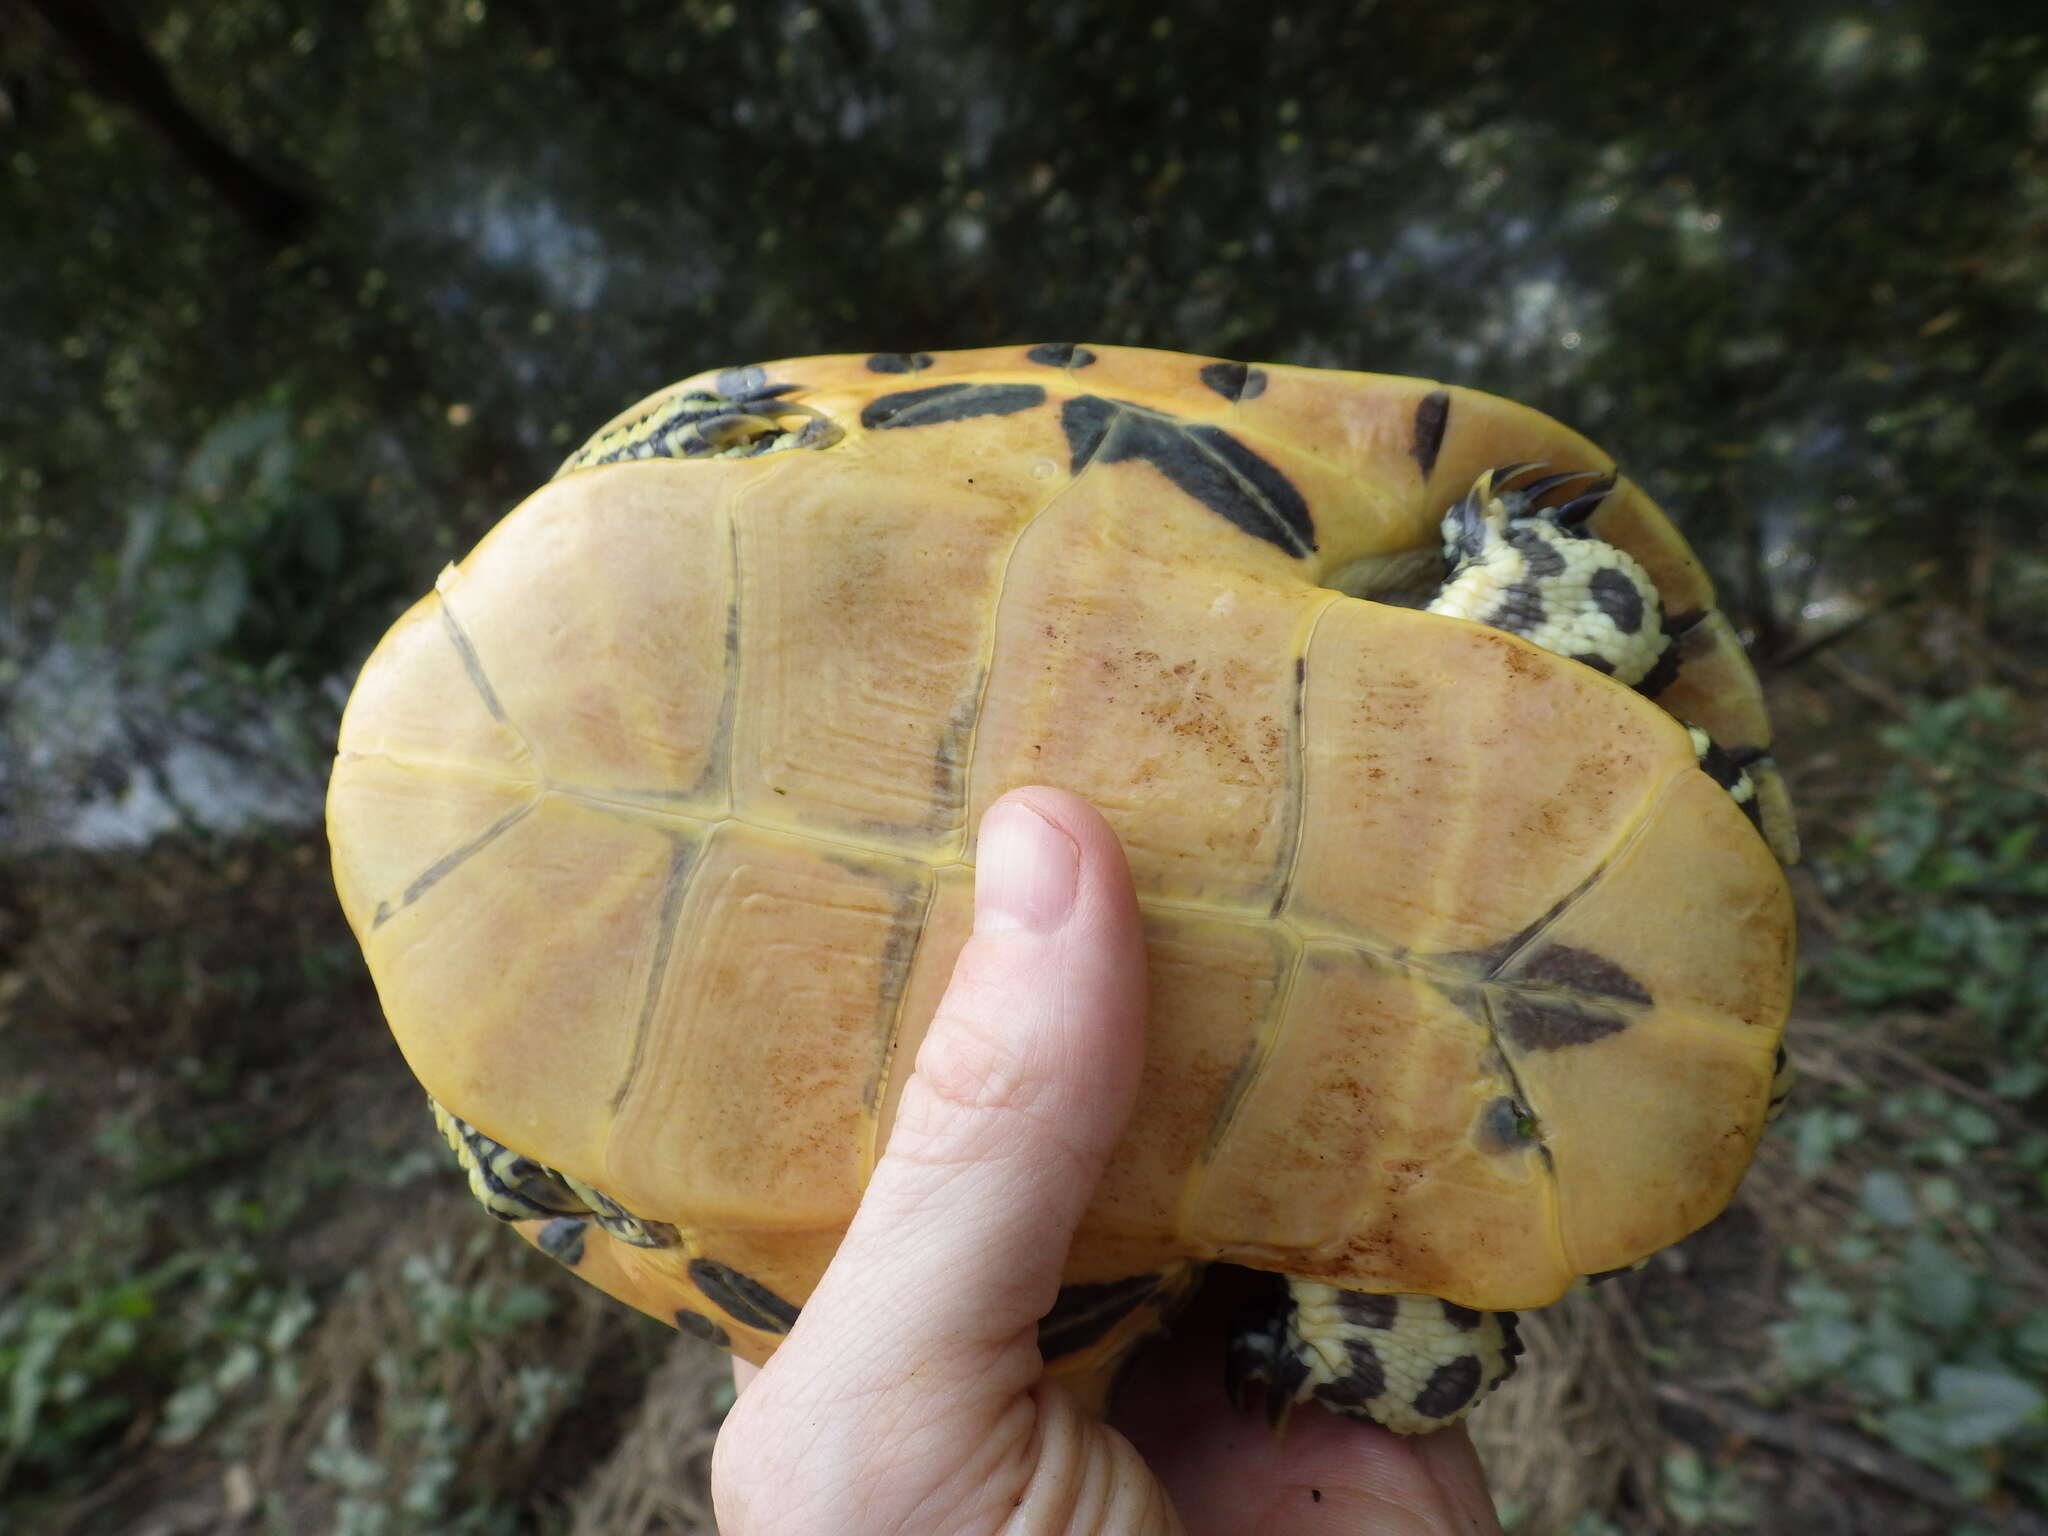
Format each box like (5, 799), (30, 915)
(1114, 1272), (1502, 1535)
(776, 786), (1149, 1401)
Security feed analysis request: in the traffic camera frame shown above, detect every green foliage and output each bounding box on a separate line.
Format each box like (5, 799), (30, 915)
(0, 1194), (314, 1495)
(1766, 687), (2048, 1509)
(1771, 1094), (2048, 1505)
(1662, 1449), (1756, 1529)
(1814, 689), (2048, 1059)
(104, 401), (414, 691)
(299, 1236), (572, 1536)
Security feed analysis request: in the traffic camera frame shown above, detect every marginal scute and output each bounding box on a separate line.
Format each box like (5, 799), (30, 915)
(865, 351), (934, 373)
(1411, 389), (1451, 478)
(1037, 1274), (1168, 1360)
(1200, 360), (1267, 402)
(1059, 395), (1317, 557)
(1027, 341), (1097, 368)
(688, 1257), (801, 1335)
(859, 381), (1048, 430)
(675, 1309), (731, 1347)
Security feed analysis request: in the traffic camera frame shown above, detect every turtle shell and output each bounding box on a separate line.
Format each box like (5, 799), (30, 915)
(327, 344), (1794, 1384)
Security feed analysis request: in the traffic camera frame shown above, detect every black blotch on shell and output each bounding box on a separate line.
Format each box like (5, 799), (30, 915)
(1199, 360), (1267, 402)
(1411, 390), (1451, 479)
(689, 1258), (801, 1334)
(714, 363), (768, 397)
(1413, 1355), (1484, 1420)
(1060, 395), (1316, 557)
(675, 1309), (731, 1347)
(1590, 566), (1647, 634)
(535, 1217), (586, 1267)
(1026, 342), (1097, 368)
(1518, 944), (1653, 1006)
(1037, 1274), (1164, 1360)
(1500, 993), (1630, 1051)
(865, 351), (934, 374)
(861, 382), (1046, 431)
(1569, 651), (1617, 675)
(1441, 1301), (1485, 1331)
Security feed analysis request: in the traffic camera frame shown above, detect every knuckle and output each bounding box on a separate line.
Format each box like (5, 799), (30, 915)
(903, 1006), (1053, 1128)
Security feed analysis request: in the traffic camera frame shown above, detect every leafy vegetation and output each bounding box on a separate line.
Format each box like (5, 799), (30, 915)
(1763, 691), (2048, 1513)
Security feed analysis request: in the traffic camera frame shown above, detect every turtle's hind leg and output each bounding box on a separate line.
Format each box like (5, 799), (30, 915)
(1226, 1272), (1523, 1435)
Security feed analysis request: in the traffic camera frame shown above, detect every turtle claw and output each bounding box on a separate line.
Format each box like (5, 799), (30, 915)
(1512, 467), (1603, 503)
(1553, 473), (1619, 527)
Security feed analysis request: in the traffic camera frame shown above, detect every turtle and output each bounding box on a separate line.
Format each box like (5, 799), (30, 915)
(327, 343), (1797, 1435)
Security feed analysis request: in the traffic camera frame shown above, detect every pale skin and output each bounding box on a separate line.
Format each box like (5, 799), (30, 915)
(711, 787), (1504, 1536)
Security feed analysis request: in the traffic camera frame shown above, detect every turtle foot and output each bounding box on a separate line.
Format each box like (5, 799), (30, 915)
(1226, 1271), (1522, 1435)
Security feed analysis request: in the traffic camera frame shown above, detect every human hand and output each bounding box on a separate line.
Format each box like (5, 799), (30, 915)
(710, 787), (1502, 1534)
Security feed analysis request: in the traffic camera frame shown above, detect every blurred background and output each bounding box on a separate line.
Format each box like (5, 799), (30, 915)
(2, 1), (2043, 1531)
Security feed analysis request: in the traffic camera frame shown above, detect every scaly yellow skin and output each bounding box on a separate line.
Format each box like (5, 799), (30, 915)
(328, 345), (1796, 1432)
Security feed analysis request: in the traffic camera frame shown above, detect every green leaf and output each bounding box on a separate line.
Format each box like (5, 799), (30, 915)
(1928, 1365), (2046, 1449)
(1859, 1169), (1917, 1226)
(1898, 1235), (1977, 1332)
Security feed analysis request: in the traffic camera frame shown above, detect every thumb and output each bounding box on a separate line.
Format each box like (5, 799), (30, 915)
(779, 785), (1150, 1403)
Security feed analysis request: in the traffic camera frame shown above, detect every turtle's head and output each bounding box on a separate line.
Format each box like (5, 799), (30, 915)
(1437, 462), (1617, 578)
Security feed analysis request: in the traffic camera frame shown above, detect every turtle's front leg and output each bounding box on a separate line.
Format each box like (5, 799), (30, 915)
(1226, 1272), (1523, 1434)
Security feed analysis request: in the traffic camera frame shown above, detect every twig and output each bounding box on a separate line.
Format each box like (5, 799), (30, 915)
(1654, 1380), (2048, 1535)
(1794, 1016), (2043, 1135)
(1770, 572), (1933, 673)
